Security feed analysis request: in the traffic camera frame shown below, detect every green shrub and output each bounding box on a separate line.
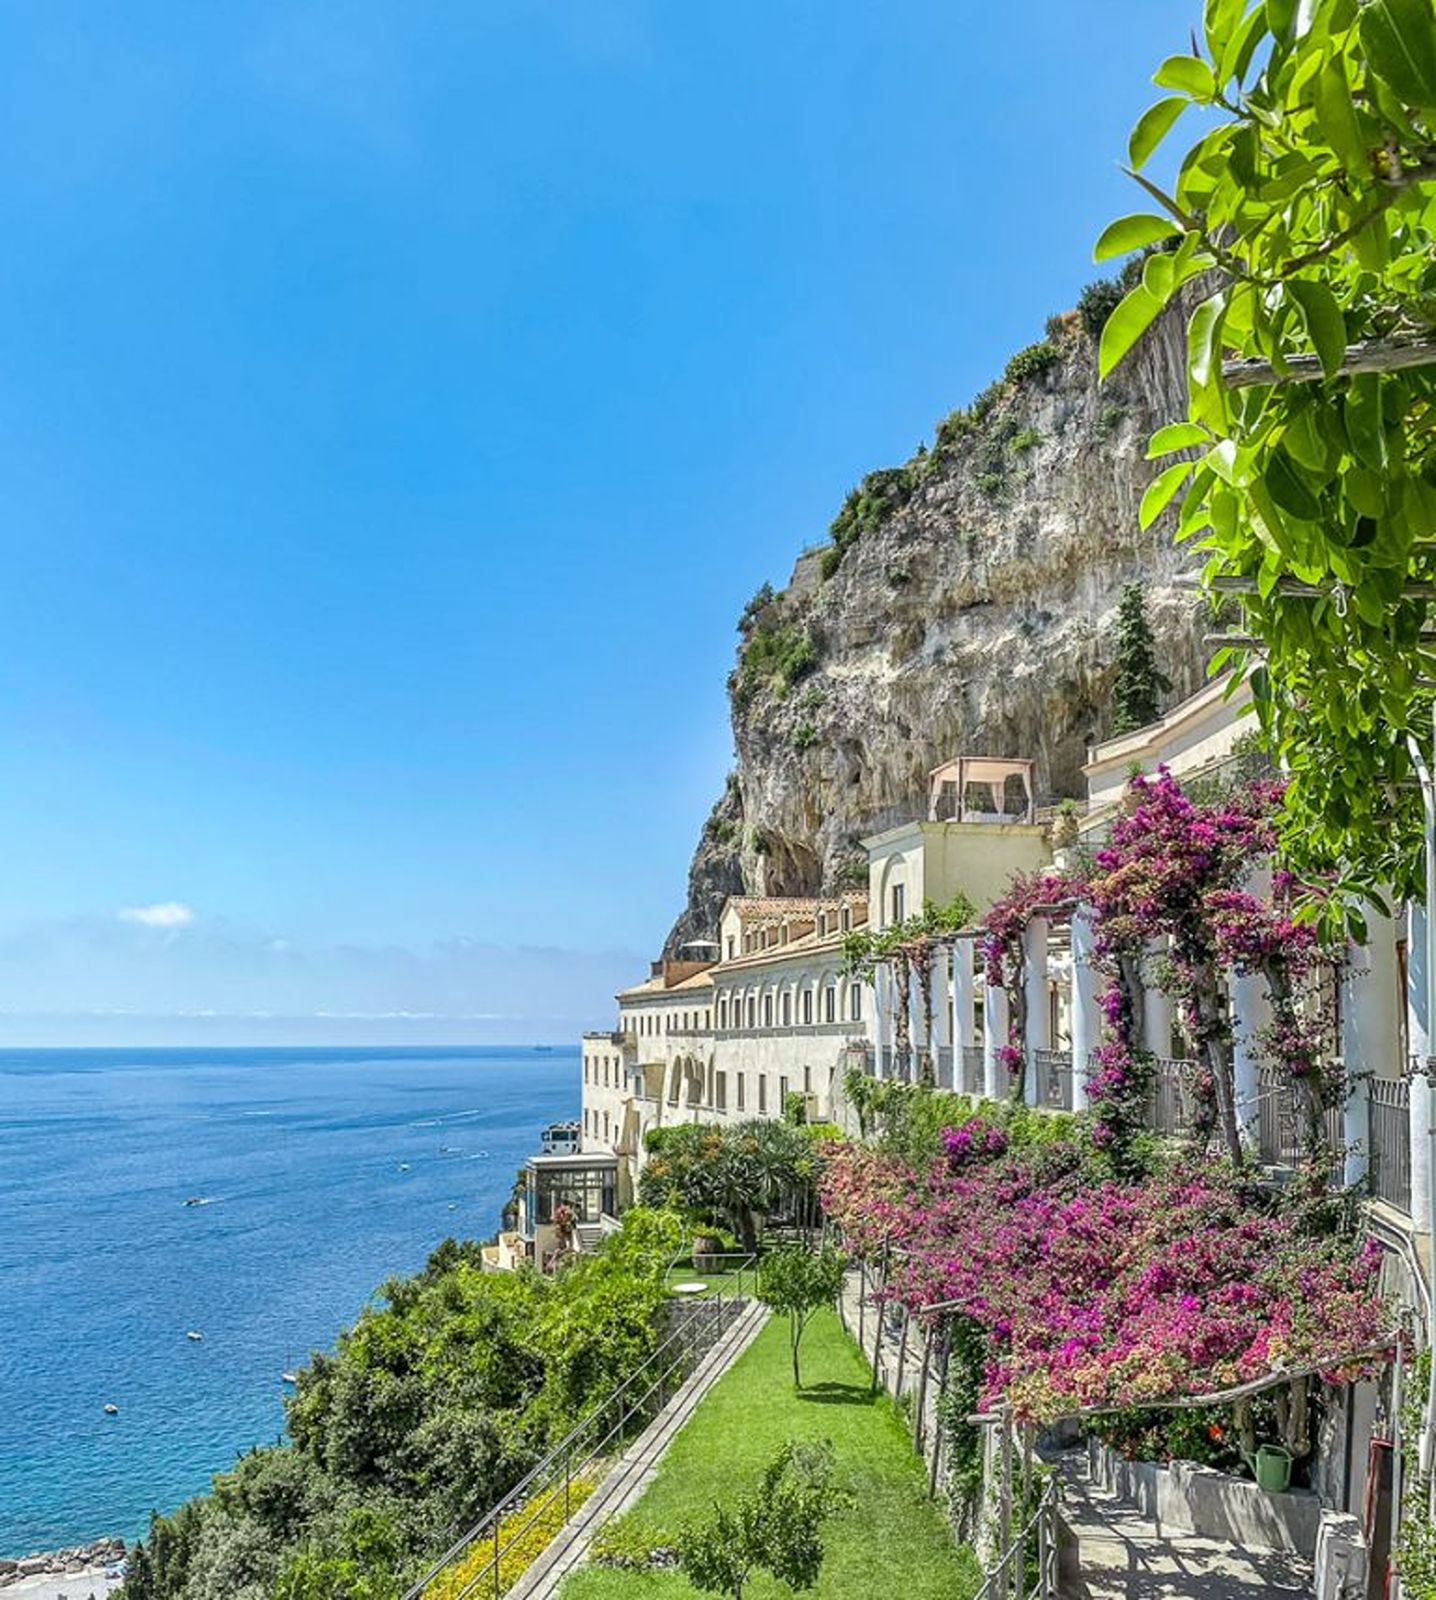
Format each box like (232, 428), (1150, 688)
(823, 464), (920, 579)
(975, 470), (1005, 497)
(735, 615), (819, 703)
(1004, 340), (1059, 384)
(792, 721), (819, 753)
(1010, 427), (1042, 453)
(1078, 276), (1125, 340)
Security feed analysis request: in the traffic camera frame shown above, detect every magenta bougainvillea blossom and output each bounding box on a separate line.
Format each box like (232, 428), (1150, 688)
(821, 1137), (1384, 1421)
(940, 1116), (1009, 1167)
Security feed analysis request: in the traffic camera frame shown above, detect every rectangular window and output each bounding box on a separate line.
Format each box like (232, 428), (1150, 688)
(802, 989), (813, 1025)
(758, 1075), (768, 1113)
(763, 994), (773, 1028)
(737, 1073), (745, 1110)
(746, 996), (756, 1028)
(779, 1075), (789, 1108)
(891, 884), (906, 925)
(804, 1065), (812, 1093)
(716, 1072), (727, 1111)
(782, 992), (791, 1027)
(824, 986), (836, 1023)
(850, 985), (862, 1022)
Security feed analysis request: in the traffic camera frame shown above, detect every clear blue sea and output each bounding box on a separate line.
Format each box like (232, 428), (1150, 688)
(0, 1045), (574, 1558)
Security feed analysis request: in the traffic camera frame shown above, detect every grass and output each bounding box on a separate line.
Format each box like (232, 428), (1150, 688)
(559, 1310), (980, 1600)
(662, 1260), (752, 1298)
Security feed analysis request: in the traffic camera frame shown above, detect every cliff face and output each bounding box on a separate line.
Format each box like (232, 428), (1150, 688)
(664, 306), (1207, 956)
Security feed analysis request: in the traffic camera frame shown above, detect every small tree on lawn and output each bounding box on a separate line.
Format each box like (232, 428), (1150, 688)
(678, 1440), (843, 1600)
(1110, 583), (1170, 735)
(757, 1243), (845, 1389)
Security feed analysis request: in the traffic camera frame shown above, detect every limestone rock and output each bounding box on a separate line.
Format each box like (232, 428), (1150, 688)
(665, 305), (1206, 952)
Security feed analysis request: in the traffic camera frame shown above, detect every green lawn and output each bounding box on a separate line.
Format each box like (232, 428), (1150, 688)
(560, 1309), (980, 1600)
(662, 1260), (753, 1298)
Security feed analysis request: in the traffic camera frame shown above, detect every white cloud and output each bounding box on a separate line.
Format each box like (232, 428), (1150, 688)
(119, 901), (197, 929)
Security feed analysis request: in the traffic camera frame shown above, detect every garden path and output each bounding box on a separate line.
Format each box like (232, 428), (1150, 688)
(1057, 1453), (1314, 1599)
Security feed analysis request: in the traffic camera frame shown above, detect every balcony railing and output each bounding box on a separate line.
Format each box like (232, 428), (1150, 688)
(1033, 1048), (1074, 1111)
(1370, 1075), (1411, 1213)
(715, 1022), (861, 1040)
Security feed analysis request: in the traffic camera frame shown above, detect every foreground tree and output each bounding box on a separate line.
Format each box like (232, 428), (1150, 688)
(1099, 0), (1436, 927)
(677, 1441), (842, 1600)
(757, 1242), (847, 1388)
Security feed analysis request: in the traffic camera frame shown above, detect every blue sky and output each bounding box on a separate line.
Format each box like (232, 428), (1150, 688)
(0, 0), (1196, 1042)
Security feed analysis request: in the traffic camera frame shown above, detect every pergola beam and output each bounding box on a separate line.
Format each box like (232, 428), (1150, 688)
(1222, 337), (1436, 389)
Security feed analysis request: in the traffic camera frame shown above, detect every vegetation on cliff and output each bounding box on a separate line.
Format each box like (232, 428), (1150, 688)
(121, 1210), (683, 1600)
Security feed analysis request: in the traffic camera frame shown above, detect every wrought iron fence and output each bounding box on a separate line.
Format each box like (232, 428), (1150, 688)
(401, 1261), (756, 1600)
(1370, 1075), (1412, 1212)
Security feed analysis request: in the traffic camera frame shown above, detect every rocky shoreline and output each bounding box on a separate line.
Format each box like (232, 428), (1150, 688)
(0, 1540), (126, 1590)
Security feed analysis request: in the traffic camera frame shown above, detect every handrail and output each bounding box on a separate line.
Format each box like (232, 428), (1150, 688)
(401, 1254), (758, 1600)
(971, 1477), (1059, 1600)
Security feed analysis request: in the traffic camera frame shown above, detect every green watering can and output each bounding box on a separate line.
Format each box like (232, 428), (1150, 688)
(1239, 1443), (1293, 1493)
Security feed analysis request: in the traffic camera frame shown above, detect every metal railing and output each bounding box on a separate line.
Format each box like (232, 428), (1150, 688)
(401, 1258), (756, 1600)
(972, 1477), (1060, 1600)
(962, 1046), (985, 1094)
(1371, 1075), (1412, 1212)
(1032, 1049), (1072, 1111)
(1147, 1056), (1195, 1137)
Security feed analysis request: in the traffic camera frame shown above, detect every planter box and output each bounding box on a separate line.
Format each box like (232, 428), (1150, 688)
(1087, 1437), (1323, 1557)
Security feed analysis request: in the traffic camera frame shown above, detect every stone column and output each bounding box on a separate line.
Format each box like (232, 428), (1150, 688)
(1341, 920), (1399, 1189)
(1409, 903), (1431, 1232)
(983, 981), (1008, 1101)
(1023, 916), (1051, 1108)
(953, 940), (976, 1093)
(1069, 905), (1100, 1112)
(1143, 938), (1173, 1059)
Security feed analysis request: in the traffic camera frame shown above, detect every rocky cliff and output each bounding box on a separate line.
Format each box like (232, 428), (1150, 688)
(664, 300), (1207, 957)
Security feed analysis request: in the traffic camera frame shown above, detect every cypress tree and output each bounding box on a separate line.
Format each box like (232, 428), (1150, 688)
(1111, 583), (1170, 734)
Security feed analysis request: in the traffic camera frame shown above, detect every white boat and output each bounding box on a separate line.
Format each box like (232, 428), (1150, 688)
(282, 1371), (299, 1384)
(398, 1163), (410, 1172)
(103, 1403), (119, 1415)
(186, 1330), (204, 1342)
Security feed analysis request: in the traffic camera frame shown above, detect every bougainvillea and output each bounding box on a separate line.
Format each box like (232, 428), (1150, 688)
(1084, 770), (1303, 1167)
(821, 1137), (1385, 1429)
(940, 1116), (1009, 1168)
(980, 870), (1084, 1100)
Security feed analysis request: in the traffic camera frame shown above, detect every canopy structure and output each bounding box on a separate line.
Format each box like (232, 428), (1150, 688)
(928, 757), (1036, 825)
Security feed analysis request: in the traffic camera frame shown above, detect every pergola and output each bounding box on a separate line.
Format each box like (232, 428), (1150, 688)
(927, 757), (1036, 824)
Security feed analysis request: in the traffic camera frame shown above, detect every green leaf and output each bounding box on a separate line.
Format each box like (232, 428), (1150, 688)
(1203, 0), (1248, 65)
(1187, 294), (1227, 390)
(1128, 97), (1188, 170)
(1099, 284), (1164, 378)
(1147, 422), (1211, 458)
(1361, 0), (1436, 109)
(1093, 213), (1181, 262)
(1265, 0), (1299, 43)
(1263, 448), (1323, 521)
(1140, 460), (1196, 529)
(1222, 6), (1270, 82)
(1345, 376), (1388, 472)
(1286, 280), (1347, 378)
(1153, 54), (1218, 100)
(1311, 56), (1369, 177)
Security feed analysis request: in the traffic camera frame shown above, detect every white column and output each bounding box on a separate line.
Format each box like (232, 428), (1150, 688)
(983, 981), (1008, 1100)
(1143, 939), (1173, 1058)
(1069, 905), (1100, 1112)
(1409, 903), (1431, 1232)
(871, 965), (888, 1081)
(1023, 916), (1051, 1107)
(1343, 914), (1398, 1189)
(1229, 971), (1270, 1154)
(953, 941), (976, 1092)
(932, 949), (952, 1088)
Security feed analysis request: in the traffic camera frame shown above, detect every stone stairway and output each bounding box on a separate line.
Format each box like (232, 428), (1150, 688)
(1057, 1453), (1315, 1600)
